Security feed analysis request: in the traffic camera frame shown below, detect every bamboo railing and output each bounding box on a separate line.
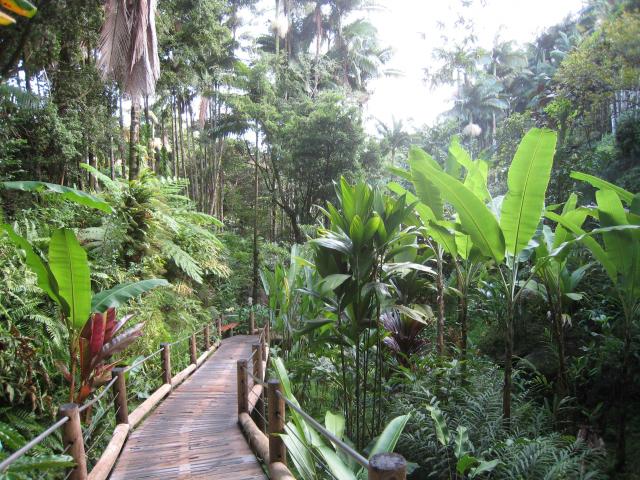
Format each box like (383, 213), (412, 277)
(0, 317), (232, 480)
(236, 321), (407, 480)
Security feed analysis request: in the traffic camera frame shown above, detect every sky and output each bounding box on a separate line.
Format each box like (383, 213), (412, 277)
(362, 0), (586, 132)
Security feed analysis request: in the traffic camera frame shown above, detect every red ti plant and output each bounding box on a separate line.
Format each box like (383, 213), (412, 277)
(74, 307), (144, 403)
(1, 185), (166, 404)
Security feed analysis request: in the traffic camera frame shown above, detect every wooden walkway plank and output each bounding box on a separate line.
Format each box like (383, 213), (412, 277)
(109, 335), (267, 480)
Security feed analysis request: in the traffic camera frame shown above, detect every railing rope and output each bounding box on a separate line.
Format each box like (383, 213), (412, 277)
(276, 389), (369, 468)
(0, 416), (69, 473)
(1, 319), (221, 479)
(236, 324), (406, 480)
(252, 342), (265, 431)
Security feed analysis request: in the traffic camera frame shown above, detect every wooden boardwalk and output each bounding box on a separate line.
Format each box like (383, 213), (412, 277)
(109, 335), (267, 479)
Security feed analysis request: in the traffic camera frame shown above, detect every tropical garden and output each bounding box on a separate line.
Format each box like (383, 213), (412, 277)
(0, 0), (639, 478)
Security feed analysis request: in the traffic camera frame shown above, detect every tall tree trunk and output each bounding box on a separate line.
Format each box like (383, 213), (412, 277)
(503, 302), (514, 425)
(109, 133), (116, 180)
(172, 95), (179, 177)
(88, 146), (96, 190)
(252, 127), (260, 302)
(178, 98), (187, 179)
(436, 246), (445, 355)
(459, 279), (468, 361)
(129, 99), (141, 180)
(615, 324), (632, 471)
(119, 95), (126, 178)
(553, 305), (568, 399)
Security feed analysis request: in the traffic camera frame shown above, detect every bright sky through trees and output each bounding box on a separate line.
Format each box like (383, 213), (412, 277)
(364, 0), (584, 130)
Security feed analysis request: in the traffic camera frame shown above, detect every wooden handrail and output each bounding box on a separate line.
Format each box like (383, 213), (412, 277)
(236, 323), (407, 480)
(0, 320), (222, 479)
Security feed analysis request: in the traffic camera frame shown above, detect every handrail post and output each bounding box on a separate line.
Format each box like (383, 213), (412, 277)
(217, 316), (223, 338)
(190, 333), (198, 365)
(250, 309), (255, 334)
(237, 359), (248, 415)
(261, 330), (267, 360)
(204, 325), (211, 350)
(368, 453), (406, 480)
(265, 319), (270, 345)
(161, 343), (171, 384)
(252, 343), (265, 431)
(268, 379), (286, 465)
(112, 367), (129, 425)
(252, 343), (264, 381)
(58, 403), (88, 480)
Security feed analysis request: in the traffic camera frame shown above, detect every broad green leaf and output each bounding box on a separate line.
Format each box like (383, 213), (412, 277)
(454, 425), (471, 459)
(387, 166), (413, 182)
(282, 422), (317, 480)
(325, 411), (345, 441)
(363, 215), (381, 242)
(408, 147), (444, 219)
(596, 189), (632, 275)
(464, 159), (491, 202)
(427, 405), (449, 446)
(546, 212), (617, 282)
(340, 177), (356, 222)
(319, 274), (351, 293)
(448, 138), (490, 200)
(2, 181), (113, 213)
(7, 454), (75, 473)
(388, 182), (436, 222)
(1, 224), (60, 304)
(419, 163), (505, 262)
(571, 171), (634, 205)
(454, 231), (474, 260)
(350, 215), (364, 245)
(552, 208), (588, 251)
(369, 414), (411, 457)
(470, 459), (501, 477)
(91, 279), (169, 313)
(448, 137), (471, 173)
(318, 445), (357, 480)
(500, 128), (557, 257)
(49, 229), (91, 330)
(456, 455), (478, 475)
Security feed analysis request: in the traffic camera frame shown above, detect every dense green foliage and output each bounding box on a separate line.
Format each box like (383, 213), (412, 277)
(1, 0), (640, 479)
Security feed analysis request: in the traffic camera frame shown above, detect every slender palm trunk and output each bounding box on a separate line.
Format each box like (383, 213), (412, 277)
(129, 100), (141, 180)
(436, 246), (446, 355)
(503, 301), (514, 425)
(252, 127), (260, 301)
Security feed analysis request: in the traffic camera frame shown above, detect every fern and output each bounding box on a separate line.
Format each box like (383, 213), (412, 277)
(160, 239), (203, 283)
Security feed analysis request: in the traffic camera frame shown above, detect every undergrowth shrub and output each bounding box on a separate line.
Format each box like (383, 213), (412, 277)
(388, 355), (607, 479)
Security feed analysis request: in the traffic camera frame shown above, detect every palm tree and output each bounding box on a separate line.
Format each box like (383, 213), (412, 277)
(337, 19), (393, 92)
(449, 75), (508, 147)
(376, 116), (410, 165)
(98, 0), (161, 180)
(484, 40), (526, 137)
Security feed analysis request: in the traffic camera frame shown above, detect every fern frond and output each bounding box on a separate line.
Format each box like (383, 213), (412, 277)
(159, 240), (203, 283)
